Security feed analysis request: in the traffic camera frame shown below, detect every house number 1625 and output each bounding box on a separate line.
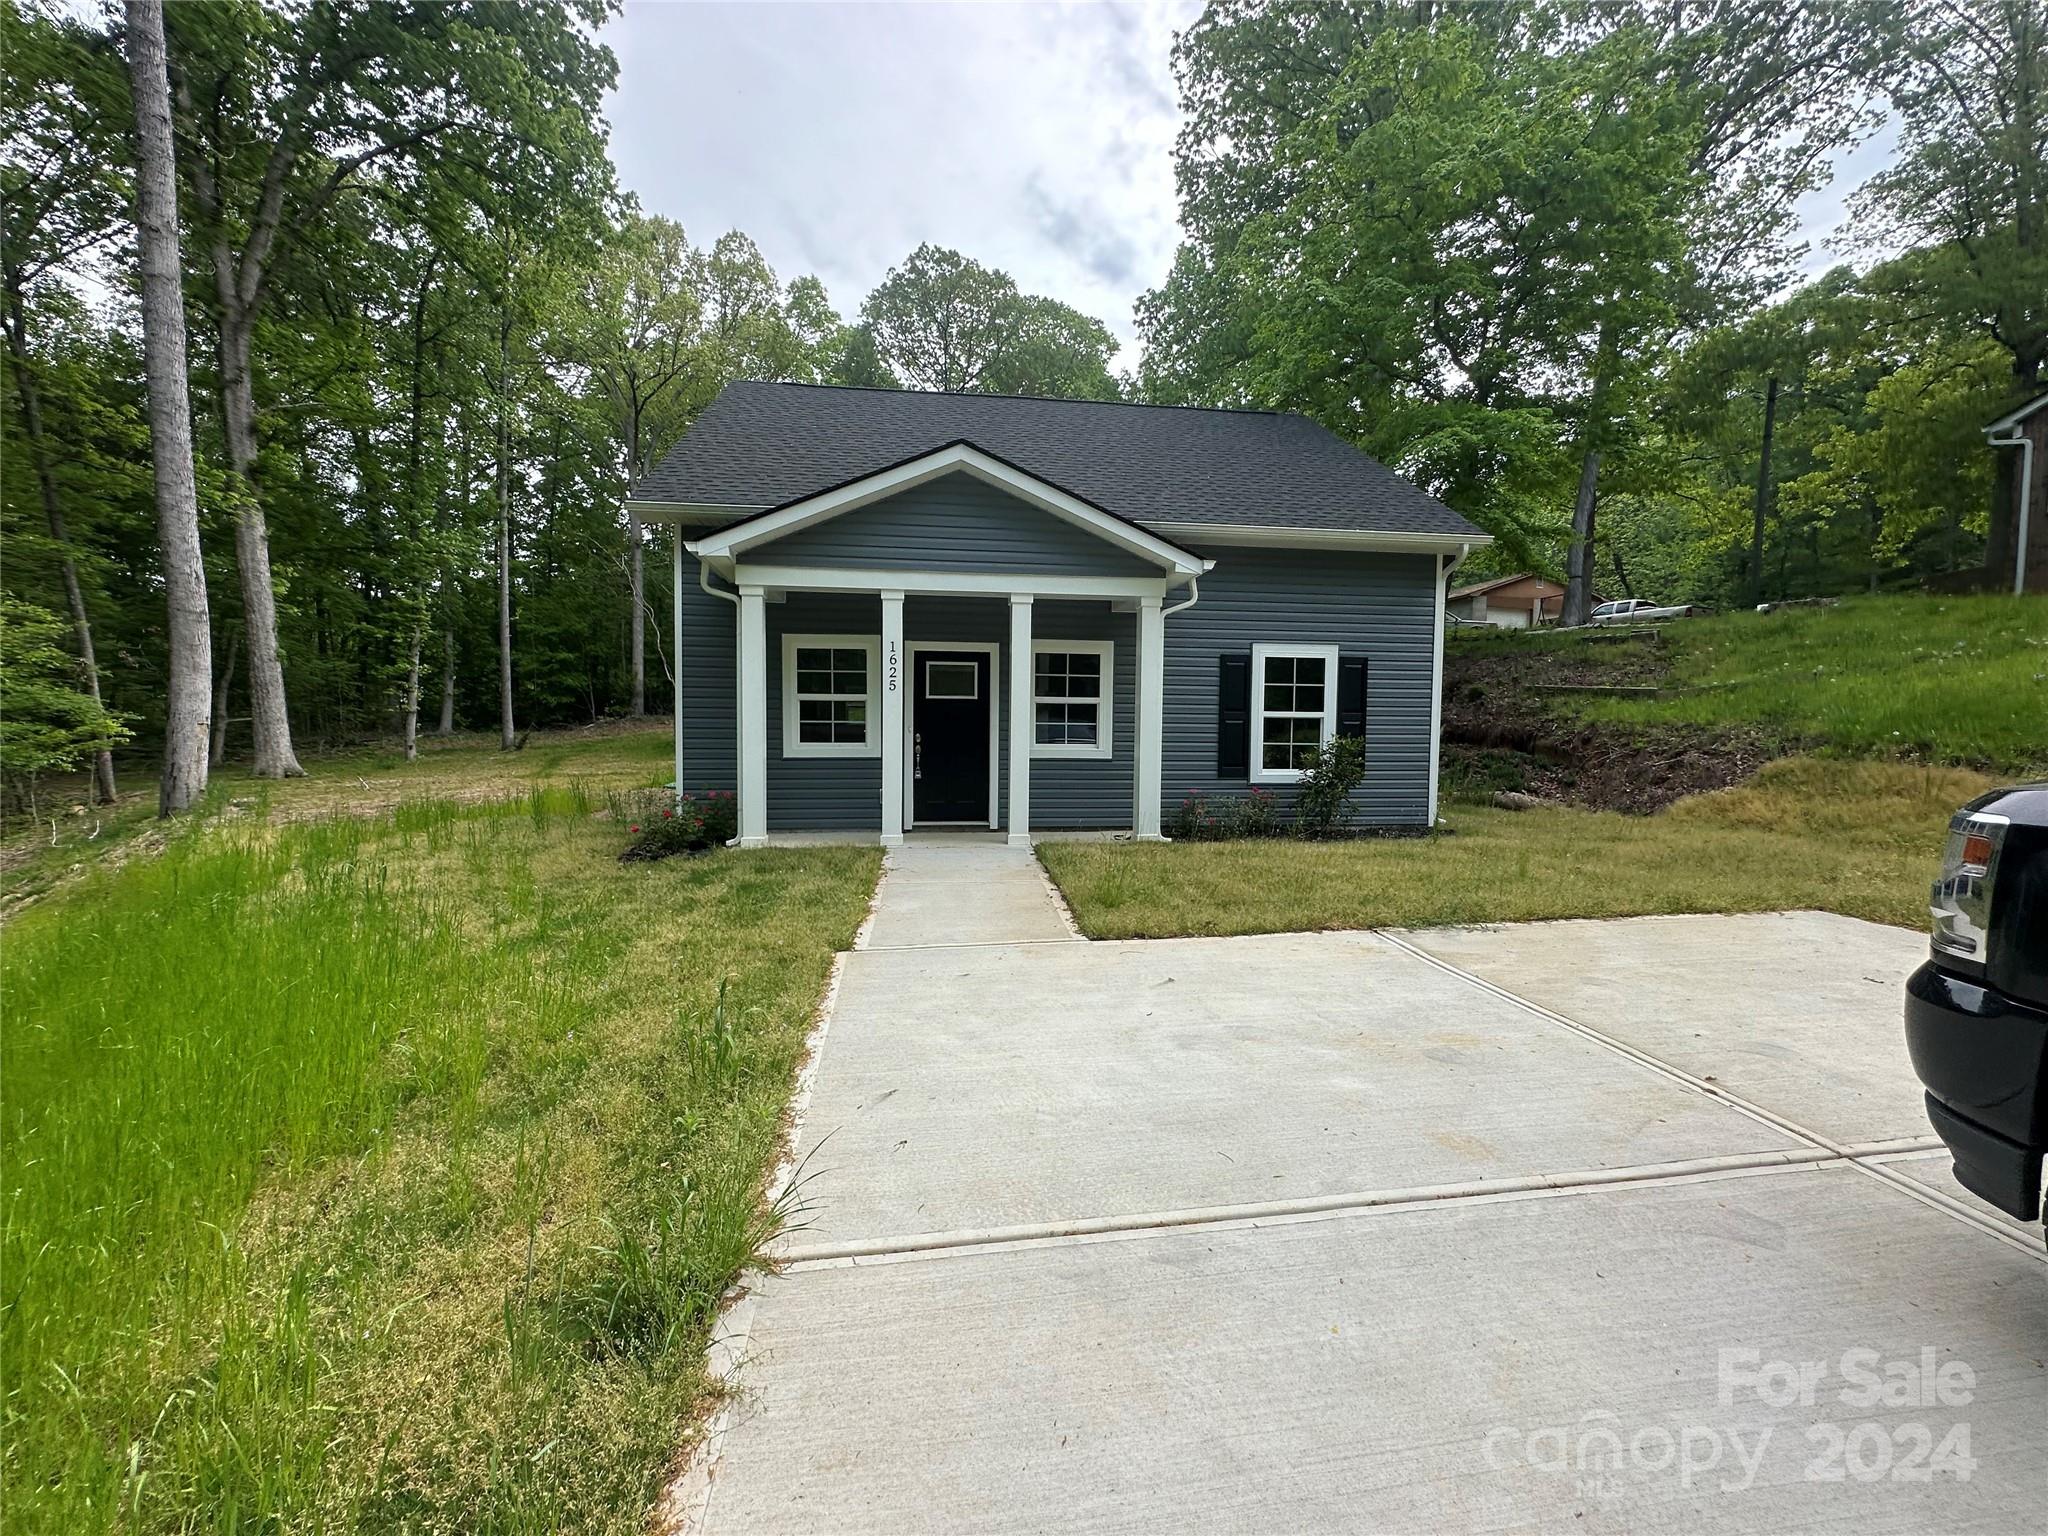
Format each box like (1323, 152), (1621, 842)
(886, 640), (899, 692)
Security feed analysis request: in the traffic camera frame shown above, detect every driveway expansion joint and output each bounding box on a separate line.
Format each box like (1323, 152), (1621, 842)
(772, 1139), (1952, 1269)
(1379, 928), (2045, 1259)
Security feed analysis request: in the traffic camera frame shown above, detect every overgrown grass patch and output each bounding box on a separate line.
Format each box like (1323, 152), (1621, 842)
(1039, 758), (1994, 939)
(0, 722), (678, 913)
(0, 790), (878, 1533)
(1495, 595), (2046, 770)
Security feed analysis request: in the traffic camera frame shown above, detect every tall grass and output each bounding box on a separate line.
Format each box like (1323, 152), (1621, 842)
(0, 789), (879, 1532)
(1578, 595), (2048, 769)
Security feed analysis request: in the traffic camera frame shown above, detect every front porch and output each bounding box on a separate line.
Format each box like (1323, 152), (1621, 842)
(678, 573), (1175, 848)
(663, 441), (1211, 849)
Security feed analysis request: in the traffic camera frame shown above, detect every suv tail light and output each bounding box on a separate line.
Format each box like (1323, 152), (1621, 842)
(1930, 811), (2007, 964)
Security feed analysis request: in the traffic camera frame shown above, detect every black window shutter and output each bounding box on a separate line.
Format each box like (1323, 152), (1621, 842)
(1337, 656), (1368, 739)
(1217, 653), (1251, 776)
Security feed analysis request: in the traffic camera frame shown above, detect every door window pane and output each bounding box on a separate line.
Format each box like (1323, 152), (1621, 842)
(926, 660), (979, 699)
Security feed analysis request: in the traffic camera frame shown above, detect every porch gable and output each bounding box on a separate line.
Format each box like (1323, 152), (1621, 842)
(744, 470), (1162, 578)
(684, 440), (1208, 578)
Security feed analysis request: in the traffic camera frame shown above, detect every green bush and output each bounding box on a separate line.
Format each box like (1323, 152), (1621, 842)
(1294, 735), (1368, 839)
(0, 597), (130, 813)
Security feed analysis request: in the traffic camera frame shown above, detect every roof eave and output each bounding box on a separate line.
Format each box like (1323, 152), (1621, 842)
(625, 497), (767, 525)
(1167, 522), (1491, 554)
(1984, 393), (2048, 435)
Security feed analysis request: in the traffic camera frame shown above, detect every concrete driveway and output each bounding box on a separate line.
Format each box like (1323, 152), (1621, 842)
(676, 845), (2046, 1534)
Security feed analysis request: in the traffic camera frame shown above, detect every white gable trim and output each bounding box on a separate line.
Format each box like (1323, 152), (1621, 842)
(683, 443), (1207, 576)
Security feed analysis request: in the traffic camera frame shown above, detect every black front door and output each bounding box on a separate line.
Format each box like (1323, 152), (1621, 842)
(912, 651), (991, 824)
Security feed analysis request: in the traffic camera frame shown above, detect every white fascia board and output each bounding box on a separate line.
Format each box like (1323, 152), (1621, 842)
(735, 563), (1171, 601)
(1168, 523), (1492, 554)
(1983, 393), (2048, 436)
(686, 443), (1207, 576)
(626, 498), (766, 525)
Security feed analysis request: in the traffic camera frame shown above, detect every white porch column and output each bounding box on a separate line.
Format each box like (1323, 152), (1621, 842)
(737, 583), (768, 847)
(1134, 594), (1165, 838)
(671, 535), (685, 801)
(879, 590), (905, 846)
(1007, 594), (1033, 847)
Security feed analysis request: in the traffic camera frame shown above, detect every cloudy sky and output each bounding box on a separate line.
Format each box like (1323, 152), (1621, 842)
(602, 2), (1893, 373)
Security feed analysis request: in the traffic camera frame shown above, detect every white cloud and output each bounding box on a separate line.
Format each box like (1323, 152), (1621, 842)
(604, 3), (1899, 374)
(602, 0), (1201, 371)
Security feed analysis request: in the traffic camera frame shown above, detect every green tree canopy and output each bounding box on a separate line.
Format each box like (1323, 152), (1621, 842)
(861, 243), (1120, 397)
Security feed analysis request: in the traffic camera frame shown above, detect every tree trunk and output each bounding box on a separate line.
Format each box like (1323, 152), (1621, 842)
(438, 626), (456, 734)
(629, 519), (645, 717)
(1749, 374), (1778, 608)
(213, 304), (303, 776)
(1562, 446), (1602, 625)
(210, 627), (238, 768)
(496, 319), (516, 751)
(1608, 538), (1633, 598)
(627, 404), (645, 717)
(124, 0), (210, 816)
(5, 302), (118, 805)
(403, 622), (423, 762)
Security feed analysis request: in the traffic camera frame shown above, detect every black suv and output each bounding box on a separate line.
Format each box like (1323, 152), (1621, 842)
(1904, 784), (2048, 1234)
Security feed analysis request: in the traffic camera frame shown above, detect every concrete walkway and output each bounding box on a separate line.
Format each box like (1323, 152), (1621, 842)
(860, 834), (1079, 950)
(671, 868), (2047, 1535)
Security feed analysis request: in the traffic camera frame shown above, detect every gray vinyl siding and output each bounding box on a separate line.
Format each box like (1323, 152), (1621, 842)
(1161, 548), (1437, 826)
(678, 558), (737, 796)
(676, 557), (1133, 830)
(750, 472), (1161, 577)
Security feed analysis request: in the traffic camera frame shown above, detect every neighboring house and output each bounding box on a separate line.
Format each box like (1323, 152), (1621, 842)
(1445, 572), (1571, 628)
(626, 382), (1489, 847)
(1983, 393), (2046, 595)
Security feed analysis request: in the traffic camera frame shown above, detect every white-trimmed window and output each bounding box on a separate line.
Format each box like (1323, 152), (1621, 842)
(1031, 640), (1113, 760)
(1250, 642), (1337, 782)
(781, 633), (881, 758)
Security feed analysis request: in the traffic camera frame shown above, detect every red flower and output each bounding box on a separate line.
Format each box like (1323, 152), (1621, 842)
(663, 809), (673, 819)
(629, 825), (640, 833)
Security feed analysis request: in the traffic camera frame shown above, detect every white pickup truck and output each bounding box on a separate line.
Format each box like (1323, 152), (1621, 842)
(1589, 598), (1703, 625)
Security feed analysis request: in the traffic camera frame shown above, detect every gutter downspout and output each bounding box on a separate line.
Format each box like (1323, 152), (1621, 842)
(1144, 574), (1204, 840)
(1427, 542), (1470, 829)
(1985, 425), (2036, 596)
(694, 558), (743, 845)
(672, 535), (685, 800)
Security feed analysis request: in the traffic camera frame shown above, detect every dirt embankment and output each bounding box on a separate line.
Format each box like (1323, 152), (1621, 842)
(1441, 631), (1785, 814)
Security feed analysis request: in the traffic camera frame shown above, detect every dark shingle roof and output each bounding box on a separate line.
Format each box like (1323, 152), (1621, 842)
(631, 382), (1484, 540)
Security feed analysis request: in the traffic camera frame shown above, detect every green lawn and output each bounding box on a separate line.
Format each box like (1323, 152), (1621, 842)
(1455, 593), (2048, 770)
(1039, 758), (1991, 939)
(1, 784), (879, 1533)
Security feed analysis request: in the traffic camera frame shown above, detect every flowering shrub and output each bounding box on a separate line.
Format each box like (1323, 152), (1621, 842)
(609, 788), (739, 862)
(1164, 785), (1280, 841)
